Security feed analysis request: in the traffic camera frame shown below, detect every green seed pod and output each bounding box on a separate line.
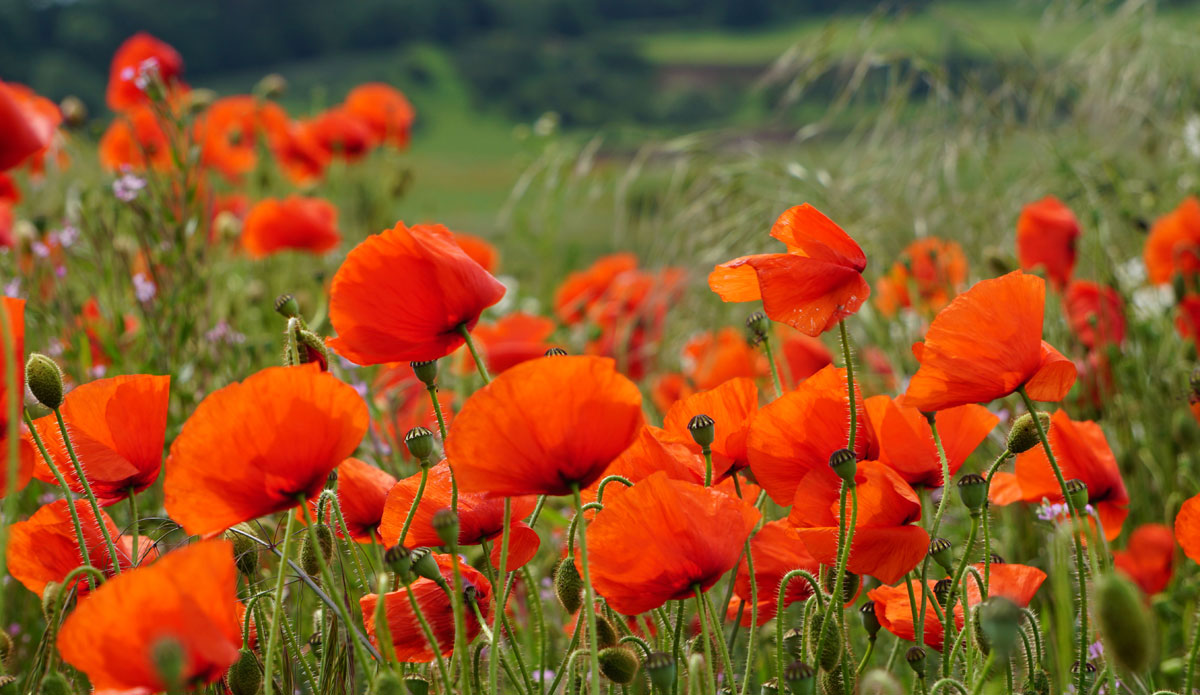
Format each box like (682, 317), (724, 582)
(151, 636), (186, 690)
(1065, 479), (1089, 510)
(39, 673), (74, 695)
(783, 627), (804, 658)
(370, 671), (405, 695)
(544, 347), (568, 357)
(785, 660), (816, 695)
(25, 353), (64, 409)
(687, 414), (715, 449)
(905, 646), (926, 676)
(274, 294), (300, 319)
(554, 557), (584, 614)
(972, 605), (990, 654)
(1097, 572), (1154, 672)
(385, 544), (412, 578)
(226, 648), (261, 695)
(828, 448), (857, 483)
(409, 547), (442, 584)
(933, 579), (953, 607)
(225, 523), (262, 578)
(410, 360), (438, 387)
(746, 311), (770, 341)
(41, 581), (62, 622)
(595, 616), (618, 649)
(297, 330), (330, 370)
(432, 508), (459, 548)
(860, 602), (881, 638)
(957, 473), (988, 514)
(979, 597), (1023, 657)
(645, 651), (675, 692)
(0, 631), (10, 668)
(819, 665), (845, 695)
(300, 524), (334, 578)
(404, 427), (435, 461)
(760, 677), (780, 695)
(1007, 412), (1050, 454)
(816, 616), (842, 672)
(1021, 668), (1051, 695)
(928, 537), (954, 574)
(402, 674), (430, 695)
(598, 647), (640, 684)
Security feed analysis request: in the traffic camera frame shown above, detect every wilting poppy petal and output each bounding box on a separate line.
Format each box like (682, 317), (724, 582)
(733, 520), (818, 626)
(1113, 523), (1175, 595)
(663, 377), (758, 472)
(1144, 197), (1200, 285)
(744, 254), (871, 337)
(1017, 196), (1080, 289)
(241, 195), (341, 258)
(106, 33), (185, 111)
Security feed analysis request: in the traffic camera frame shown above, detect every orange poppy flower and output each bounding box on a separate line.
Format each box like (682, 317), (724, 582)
(99, 105), (170, 171)
(259, 102), (330, 185)
(780, 330), (833, 387)
(1176, 294), (1200, 342)
(747, 364), (877, 505)
(864, 395), (998, 488)
(1175, 493), (1200, 566)
(29, 374), (169, 505)
(448, 355), (643, 497)
(988, 409), (1128, 541)
(554, 253), (638, 324)
(106, 33), (185, 111)
(344, 83), (415, 149)
(464, 312), (556, 376)
(0, 298), (32, 496)
(1016, 196), (1080, 289)
(733, 520), (819, 626)
(7, 500), (130, 597)
(682, 328), (766, 391)
(164, 365), (368, 537)
(650, 372), (694, 414)
(0, 203), (11, 249)
(241, 195), (341, 258)
(452, 232), (499, 274)
(0, 81), (59, 172)
(1064, 281), (1125, 350)
(867, 562), (1046, 650)
(0, 173), (17, 204)
(903, 271), (1077, 412)
(380, 460), (540, 570)
(301, 457), (396, 543)
(196, 95), (262, 182)
(662, 377), (758, 472)
(1144, 197), (1200, 285)
(1113, 523), (1174, 595)
(361, 553), (491, 662)
(58, 540), (240, 692)
(788, 460), (928, 584)
(329, 222), (506, 365)
(875, 238), (968, 317)
(583, 472), (760, 615)
(303, 107), (375, 161)
(709, 204), (870, 336)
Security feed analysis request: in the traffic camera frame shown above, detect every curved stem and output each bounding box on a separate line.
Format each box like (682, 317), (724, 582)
(263, 512), (299, 695)
(596, 474), (634, 504)
(22, 412), (95, 591)
(297, 502), (375, 671)
(761, 330), (784, 398)
(488, 498), (515, 694)
(982, 451), (1012, 589)
(458, 324), (491, 384)
(740, 535), (758, 695)
(572, 485), (603, 691)
(54, 408), (123, 574)
(702, 588), (735, 683)
(930, 678), (969, 695)
(917, 412), (954, 652)
(404, 572), (452, 686)
(942, 515), (980, 677)
(694, 587), (719, 694)
(970, 653), (996, 695)
(398, 461), (430, 546)
(776, 570), (825, 678)
(817, 483), (858, 671)
(856, 637), (876, 676)
(839, 319), (858, 451)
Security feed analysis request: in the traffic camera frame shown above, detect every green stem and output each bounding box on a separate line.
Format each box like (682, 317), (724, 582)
(403, 571), (452, 686)
(982, 451), (1012, 590)
(398, 460), (430, 546)
(279, 607), (320, 694)
(127, 489), (140, 565)
(740, 535), (758, 695)
(694, 587), (719, 694)
(916, 412), (954, 652)
(702, 588), (736, 683)
(856, 638), (876, 676)
(817, 483), (858, 672)
(703, 447), (713, 487)
(1185, 604), (1200, 695)
(22, 412), (95, 591)
(458, 324), (491, 384)
(671, 600), (686, 694)
(930, 678), (969, 695)
(298, 502), (375, 672)
(449, 545), (472, 695)
(572, 485), (603, 691)
(970, 653), (996, 695)
(942, 515), (980, 677)
(425, 383), (456, 513)
(839, 319), (857, 451)
(263, 512), (299, 695)
(544, 619), (583, 695)
(487, 498), (514, 694)
(368, 531), (395, 665)
(326, 490), (370, 592)
(54, 408), (123, 574)
(761, 331), (784, 398)
(776, 571), (824, 678)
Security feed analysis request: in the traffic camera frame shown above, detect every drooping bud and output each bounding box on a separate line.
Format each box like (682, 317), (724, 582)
(410, 360), (438, 387)
(829, 448), (857, 483)
(933, 579), (953, 607)
(1065, 479), (1089, 510)
(225, 523), (262, 577)
(979, 597), (1023, 657)
(1007, 412), (1050, 454)
(544, 347), (568, 357)
(404, 426), (435, 461)
(687, 414), (715, 449)
(746, 311), (770, 341)
(595, 616), (619, 649)
(823, 569), (859, 605)
(432, 509), (460, 548)
(301, 524), (334, 579)
(150, 636), (186, 691)
(645, 651), (675, 692)
(860, 602), (881, 638)
(370, 671), (405, 695)
(1022, 668), (1051, 695)
(385, 544), (413, 578)
(554, 557), (584, 613)
(820, 667), (845, 695)
(783, 627), (804, 658)
(905, 646), (926, 676)
(928, 537), (954, 574)
(784, 660), (816, 695)
(402, 674), (430, 695)
(41, 581), (62, 622)
(25, 353), (64, 409)
(598, 647), (640, 684)
(226, 648), (262, 695)
(956, 473), (988, 514)
(1096, 572), (1153, 672)
(274, 293), (300, 319)
(816, 616), (842, 671)
(296, 330), (330, 371)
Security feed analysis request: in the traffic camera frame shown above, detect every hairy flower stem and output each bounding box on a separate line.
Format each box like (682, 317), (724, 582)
(917, 413), (953, 652)
(983, 451), (1012, 589)
(448, 540), (472, 695)
(572, 485), (603, 692)
(942, 515), (980, 677)
(702, 588), (736, 683)
(54, 408), (123, 574)
(776, 570), (824, 677)
(817, 483), (858, 673)
(839, 319), (857, 450)
(739, 536), (759, 695)
(970, 653), (997, 695)
(367, 532), (395, 665)
(458, 324), (492, 384)
(297, 502), (374, 673)
(398, 459), (430, 545)
(425, 383), (457, 512)
(127, 490), (140, 565)
(488, 497), (515, 694)
(403, 572), (452, 686)
(263, 512), (299, 695)
(1185, 604), (1200, 695)
(694, 586), (720, 694)
(23, 411), (95, 591)
(761, 330), (784, 398)
(702, 447), (713, 487)
(672, 600), (686, 694)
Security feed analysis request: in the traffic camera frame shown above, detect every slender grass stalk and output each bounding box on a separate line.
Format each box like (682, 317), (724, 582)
(702, 588), (735, 683)
(54, 408), (123, 573)
(572, 484), (604, 691)
(916, 412), (954, 653)
(263, 512), (299, 695)
(298, 502), (374, 674)
(488, 497), (514, 694)
(740, 535), (759, 695)
(694, 586), (719, 694)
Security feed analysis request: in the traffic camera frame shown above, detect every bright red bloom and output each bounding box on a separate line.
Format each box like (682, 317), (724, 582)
(780, 330), (833, 387)
(0, 173), (17, 204)
(380, 461), (540, 570)
(733, 520), (819, 625)
(329, 222), (506, 365)
(164, 365), (368, 536)
(747, 364), (877, 505)
(99, 105), (170, 171)
(583, 472), (760, 615)
(259, 103), (330, 185)
(1175, 493), (1200, 566)
(465, 312), (557, 375)
(344, 83), (415, 149)
(710, 204), (870, 336)
(903, 271), (1077, 412)
(196, 96), (264, 182)
(371, 366), (454, 452)
(1176, 294), (1200, 342)
(1064, 281), (1125, 349)
(875, 237), (968, 317)
(58, 540), (241, 692)
(0, 203), (11, 249)
(662, 377), (758, 472)
(554, 253), (638, 324)
(452, 232), (499, 273)
(0, 81), (59, 171)
(106, 33), (185, 111)
(1113, 523), (1175, 595)
(650, 372), (694, 414)
(788, 460), (928, 584)
(448, 355), (643, 497)
(582, 267), (684, 381)
(302, 457), (396, 543)
(241, 195), (341, 258)
(361, 553), (491, 662)
(303, 107), (375, 161)
(0, 298), (31, 496)
(989, 409), (1128, 541)
(1144, 197), (1200, 285)
(7, 499), (139, 597)
(1017, 196), (1080, 289)
(30, 374), (169, 505)
(864, 395), (998, 487)
(682, 328), (766, 391)
(868, 563), (1047, 650)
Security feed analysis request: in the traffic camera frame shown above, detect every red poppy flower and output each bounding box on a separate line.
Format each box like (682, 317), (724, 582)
(196, 95), (262, 182)
(259, 103), (330, 185)
(380, 460), (540, 570)
(1144, 197), (1200, 285)
(448, 355), (643, 497)
(1, 81), (60, 172)
(1175, 493), (1200, 566)
(6, 499), (139, 597)
(1017, 197), (1080, 289)
(106, 33), (185, 111)
(361, 553), (491, 662)
(662, 377), (758, 472)
(0, 173), (17, 204)
(164, 365), (368, 537)
(329, 222), (506, 365)
(710, 204), (870, 336)
(582, 267), (684, 381)
(301, 457), (396, 543)
(788, 460), (928, 584)
(747, 364), (877, 505)
(1113, 523), (1174, 595)
(989, 409), (1128, 541)
(99, 105), (170, 171)
(875, 238), (968, 317)
(0, 203), (11, 250)
(344, 83), (415, 149)
(0, 298), (31, 496)
(864, 395), (998, 488)
(241, 195), (341, 258)
(554, 253), (638, 324)
(463, 312), (556, 376)
(1177, 294), (1200, 342)
(371, 366), (455, 452)
(303, 107), (375, 161)
(733, 520), (819, 626)
(868, 563), (1046, 650)
(1064, 281), (1125, 350)
(452, 232), (499, 274)
(903, 271), (1077, 412)
(650, 372), (694, 414)
(29, 374), (169, 505)
(780, 330), (833, 387)
(682, 328), (767, 391)
(58, 540), (240, 692)
(583, 472), (760, 615)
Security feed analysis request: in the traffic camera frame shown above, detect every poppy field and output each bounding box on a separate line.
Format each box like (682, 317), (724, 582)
(3, 5), (1200, 695)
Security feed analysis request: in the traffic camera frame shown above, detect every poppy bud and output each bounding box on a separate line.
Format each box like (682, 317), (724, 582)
(829, 448), (857, 483)
(410, 360), (438, 387)
(274, 293), (300, 319)
(816, 616), (842, 672)
(554, 557), (584, 614)
(645, 651), (675, 692)
(59, 96), (87, 128)
(760, 677), (780, 695)
(928, 537), (954, 574)
(297, 330), (330, 371)
(905, 646), (926, 676)
(225, 523), (262, 578)
(26, 353), (64, 410)
(150, 636), (186, 690)
(595, 615), (619, 649)
(385, 544), (413, 578)
(255, 73), (288, 100)
(820, 667), (845, 695)
(933, 579), (953, 607)
(544, 347), (568, 357)
(979, 597), (1023, 657)
(687, 414), (715, 449)
(860, 602), (881, 638)
(301, 524), (334, 579)
(1022, 668), (1051, 695)
(41, 581), (62, 622)
(1096, 572), (1154, 672)
(823, 569), (859, 604)
(409, 547), (443, 586)
(226, 648), (261, 695)
(1007, 412), (1050, 454)
(957, 473), (988, 514)
(598, 646), (640, 684)
(39, 673), (73, 695)
(402, 675), (430, 695)
(858, 669), (903, 695)
(432, 508), (459, 547)
(0, 631), (9, 668)
(370, 671), (405, 695)
(404, 426), (435, 461)
(1065, 479), (1089, 510)
(746, 311), (770, 341)
(783, 627), (804, 658)
(784, 660), (816, 695)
